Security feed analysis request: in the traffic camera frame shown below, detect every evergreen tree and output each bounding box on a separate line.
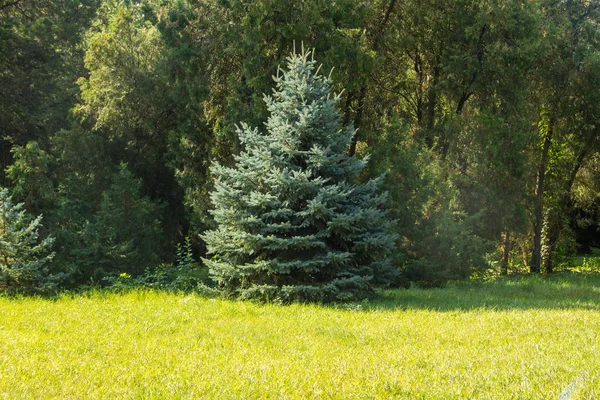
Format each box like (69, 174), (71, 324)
(66, 164), (162, 282)
(203, 49), (398, 302)
(0, 189), (56, 294)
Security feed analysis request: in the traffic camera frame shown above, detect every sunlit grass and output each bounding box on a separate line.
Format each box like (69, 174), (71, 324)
(569, 248), (600, 273)
(1, 273), (600, 399)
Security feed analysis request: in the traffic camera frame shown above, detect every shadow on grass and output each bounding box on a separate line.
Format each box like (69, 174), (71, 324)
(4, 271), (600, 313)
(363, 271), (600, 312)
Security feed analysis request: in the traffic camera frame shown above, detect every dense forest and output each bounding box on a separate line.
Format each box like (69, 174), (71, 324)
(1, 0), (600, 296)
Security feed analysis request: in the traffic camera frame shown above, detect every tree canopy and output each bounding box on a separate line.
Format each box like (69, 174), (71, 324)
(1, 0), (600, 295)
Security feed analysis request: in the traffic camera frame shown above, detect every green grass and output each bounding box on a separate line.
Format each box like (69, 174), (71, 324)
(1, 273), (600, 399)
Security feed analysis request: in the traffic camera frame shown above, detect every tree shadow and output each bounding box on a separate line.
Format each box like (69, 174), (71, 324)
(357, 271), (600, 312)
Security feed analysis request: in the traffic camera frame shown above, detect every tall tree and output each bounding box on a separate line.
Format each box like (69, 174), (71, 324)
(0, 0), (98, 182)
(203, 50), (397, 302)
(529, 0), (600, 273)
(76, 2), (187, 249)
(365, 0), (540, 280)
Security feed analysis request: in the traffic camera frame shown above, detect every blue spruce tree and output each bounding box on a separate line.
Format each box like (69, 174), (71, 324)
(203, 49), (398, 302)
(0, 189), (57, 294)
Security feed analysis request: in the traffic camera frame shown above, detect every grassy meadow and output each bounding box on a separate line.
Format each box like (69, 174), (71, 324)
(1, 272), (600, 399)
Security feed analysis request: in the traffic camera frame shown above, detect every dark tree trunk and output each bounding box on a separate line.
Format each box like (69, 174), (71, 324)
(455, 25), (487, 115)
(348, 86), (367, 157)
(521, 244), (529, 269)
(530, 115), (554, 273)
(424, 61), (439, 150)
(343, 91), (355, 126)
(347, 0), (397, 157)
(501, 231), (511, 275)
(414, 51), (424, 127)
(0, 139), (13, 187)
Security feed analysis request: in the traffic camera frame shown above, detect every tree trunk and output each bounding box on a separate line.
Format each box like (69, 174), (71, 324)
(541, 213), (559, 274)
(347, 0), (397, 157)
(530, 115), (554, 273)
(416, 59), (440, 152)
(348, 86), (367, 156)
(455, 25), (487, 115)
(501, 231), (511, 275)
(414, 51), (424, 127)
(521, 244), (529, 269)
(0, 139), (13, 187)
(343, 91), (355, 126)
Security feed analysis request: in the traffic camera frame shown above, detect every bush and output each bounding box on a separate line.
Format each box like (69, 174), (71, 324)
(371, 122), (492, 287)
(106, 237), (213, 293)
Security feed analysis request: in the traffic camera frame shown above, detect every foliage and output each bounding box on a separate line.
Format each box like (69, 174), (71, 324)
(0, 188), (58, 294)
(2, 0), (600, 293)
(0, 0), (98, 182)
(66, 164), (162, 282)
(371, 123), (491, 286)
(108, 236), (212, 292)
(203, 50), (398, 302)
(153, 0), (377, 231)
(77, 3), (186, 249)
(6, 141), (55, 215)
